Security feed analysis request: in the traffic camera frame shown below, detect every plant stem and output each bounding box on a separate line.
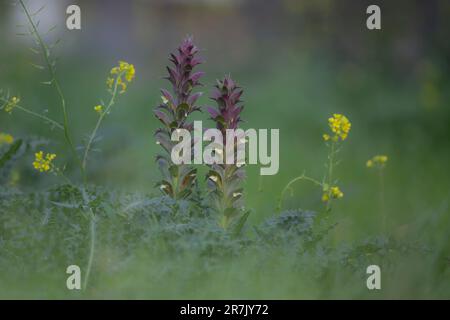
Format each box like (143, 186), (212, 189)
(19, 0), (84, 178)
(325, 141), (336, 211)
(0, 99), (64, 130)
(81, 74), (122, 183)
(54, 167), (74, 185)
(278, 173), (322, 210)
(379, 167), (386, 233)
(83, 209), (96, 291)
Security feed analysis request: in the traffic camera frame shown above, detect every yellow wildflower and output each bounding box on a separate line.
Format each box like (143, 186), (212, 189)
(94, 105), (103, 114)
(122, 62), (135, 82)
(323, 134), (330, 141)
(322, 185), (344, 202)
(107, 61), (135, 93)
(326, 113), (351, 141)
(366, 155), (388, 168)
(330, 186), (344, 199)
(106, 77), (114, 89)
(33, 151), (56, 173)
(0, 133), (14, 145)
(117, 77), (127, 93)
(110, 67), (119, 75)
(4, 96), (20, 114)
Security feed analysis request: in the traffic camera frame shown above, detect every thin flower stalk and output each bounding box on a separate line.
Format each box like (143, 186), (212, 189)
(1, 96), (64, 130)
(367, 155), (388, 232)
(82, 61), (135, 181)
(279, 114), (351, 212)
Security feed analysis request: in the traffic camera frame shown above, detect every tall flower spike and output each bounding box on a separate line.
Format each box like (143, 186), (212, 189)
(206, 76), (247, 229)
(154, 37), (204, 199)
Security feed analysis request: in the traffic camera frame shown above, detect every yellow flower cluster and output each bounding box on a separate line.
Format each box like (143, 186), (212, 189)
(32, 151), (56, 173)
(322, 185), (344, 202)
(323, 113), (351, 142)
(94, 105), (103, 114)
(107, 61), (135, 94)
(4, 96), (20, 114)
(0, 133), (14, 145)
(366, 155), (388, 168)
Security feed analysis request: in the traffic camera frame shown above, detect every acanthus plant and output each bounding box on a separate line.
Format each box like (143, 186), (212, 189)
(206, 76), (249, 230)
(154, 37), (204, 199)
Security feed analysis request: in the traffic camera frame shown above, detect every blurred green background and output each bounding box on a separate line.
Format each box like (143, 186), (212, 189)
(1, 0), (449, 298)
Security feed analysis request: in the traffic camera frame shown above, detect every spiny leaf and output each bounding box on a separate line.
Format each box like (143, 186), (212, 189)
(231, 211), (250, 237)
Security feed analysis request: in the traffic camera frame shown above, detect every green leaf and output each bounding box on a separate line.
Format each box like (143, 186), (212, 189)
(169, 165), (179, 178)
(232, 211), (250, 237)
(224, 207), (238, 219)
(0, 139), (23, 169)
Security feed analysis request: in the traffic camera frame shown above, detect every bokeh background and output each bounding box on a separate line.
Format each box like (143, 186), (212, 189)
(1, 0), (449, 298)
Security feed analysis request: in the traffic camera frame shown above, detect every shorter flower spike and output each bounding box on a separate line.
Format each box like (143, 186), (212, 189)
(207, 75), (248, 230)
(208, 76), (244, 134)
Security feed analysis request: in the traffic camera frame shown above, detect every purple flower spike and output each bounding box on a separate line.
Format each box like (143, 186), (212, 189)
(210, 76), (244, 132)
(154, 37), (205, 200)
(165, 37), (205, 106)
(207, 75), (248, 230)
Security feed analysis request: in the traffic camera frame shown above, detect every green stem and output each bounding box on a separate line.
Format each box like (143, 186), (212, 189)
(1, 99), (64, 130)
(328, 142), (335, 185)
(54, 167), (73, 185)
(83, 209), (96, 291)
(325, 141), (336, 211)
(81, 74), (122, 183)
(278, 173), (322, 210)
(379, 168), (386, 233)
(19, 0), (84, 178)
